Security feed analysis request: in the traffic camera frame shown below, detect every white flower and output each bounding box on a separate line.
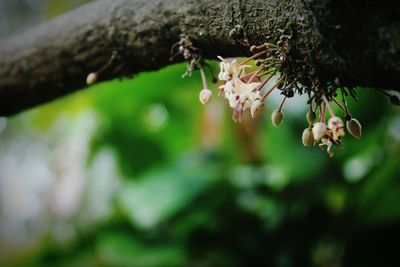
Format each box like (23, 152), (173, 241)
(312, 122), (327, 141)
(328, 116), (345, 141)
(219, 78), (261, 121)
(227, 93), (238, 108)
(219, 71), (231, 81)
(217, 56), (250, 81)
(228, 78), (261, 107)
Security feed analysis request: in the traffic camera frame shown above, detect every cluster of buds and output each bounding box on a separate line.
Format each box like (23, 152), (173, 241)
(216, 56), (262, 121)
(171, 35), (398, 157)
(215, 36), (292, 122)
(301, 94), (362, 157)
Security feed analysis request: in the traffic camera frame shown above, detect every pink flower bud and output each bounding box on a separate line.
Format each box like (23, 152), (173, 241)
(199, 88), (212, 105)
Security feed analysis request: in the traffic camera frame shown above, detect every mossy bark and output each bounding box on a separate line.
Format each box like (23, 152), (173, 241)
(0, 0), (398, 116)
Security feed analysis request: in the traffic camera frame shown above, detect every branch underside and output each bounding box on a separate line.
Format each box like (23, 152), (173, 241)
(0, 0), (399, 116)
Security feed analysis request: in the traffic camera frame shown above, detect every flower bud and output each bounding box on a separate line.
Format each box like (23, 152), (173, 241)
(250, 100), (264, 118)
(271, 110), (283, 127)
(312, 122), (327, 141)
(86, 72), (97, 85)
(346, 118), (362, 139)
(302, 128), (314, 146)
(199, 88), (212, 105)
(306, 111), (316, 124)
(250, 45), (258, 53)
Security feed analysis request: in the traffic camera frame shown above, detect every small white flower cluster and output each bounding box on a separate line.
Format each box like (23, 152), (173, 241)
(302, 110), (361, 157)
(314, 117), (345, 157)
(171, 35), (367, 158)
(302, 116), (345, 157)
(216, 56), (263, 121)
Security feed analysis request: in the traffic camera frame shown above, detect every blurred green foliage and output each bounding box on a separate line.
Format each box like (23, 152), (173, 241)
(1, 62), (399, 267)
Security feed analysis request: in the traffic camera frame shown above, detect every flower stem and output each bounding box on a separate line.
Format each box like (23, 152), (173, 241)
(198, 65), (208, 89)
(322, 94), (335, 117)
(332, 98), (348, 115)
(261, 76), (284, 101)
(307, 93), (317, 105)
(278, 97), (287, 112)
(340, 89), (350, 114)
(247, 68), (263, 83)
(259, 69), (275, 78)
(251, 43), (267, 52)
(96, 51), (118, 75)
(256, 74), (273, 92)
(239, 50), (268, 66)
(241, 69), (263, 81)
(370, 87), (392, 97)
(319, 104), (326, 123)
(308, 95), (313, 112)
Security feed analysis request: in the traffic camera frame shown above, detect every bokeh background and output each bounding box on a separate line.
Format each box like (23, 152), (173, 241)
(1, 1), (400, 266)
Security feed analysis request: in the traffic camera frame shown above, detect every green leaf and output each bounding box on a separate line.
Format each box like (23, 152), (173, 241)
(117, 152), (221, 229)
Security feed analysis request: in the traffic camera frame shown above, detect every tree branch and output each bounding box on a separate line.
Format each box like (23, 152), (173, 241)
(0, 0), (399, 116)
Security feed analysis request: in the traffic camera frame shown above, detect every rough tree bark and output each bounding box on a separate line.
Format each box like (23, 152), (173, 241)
(0, 0), (399, 116)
